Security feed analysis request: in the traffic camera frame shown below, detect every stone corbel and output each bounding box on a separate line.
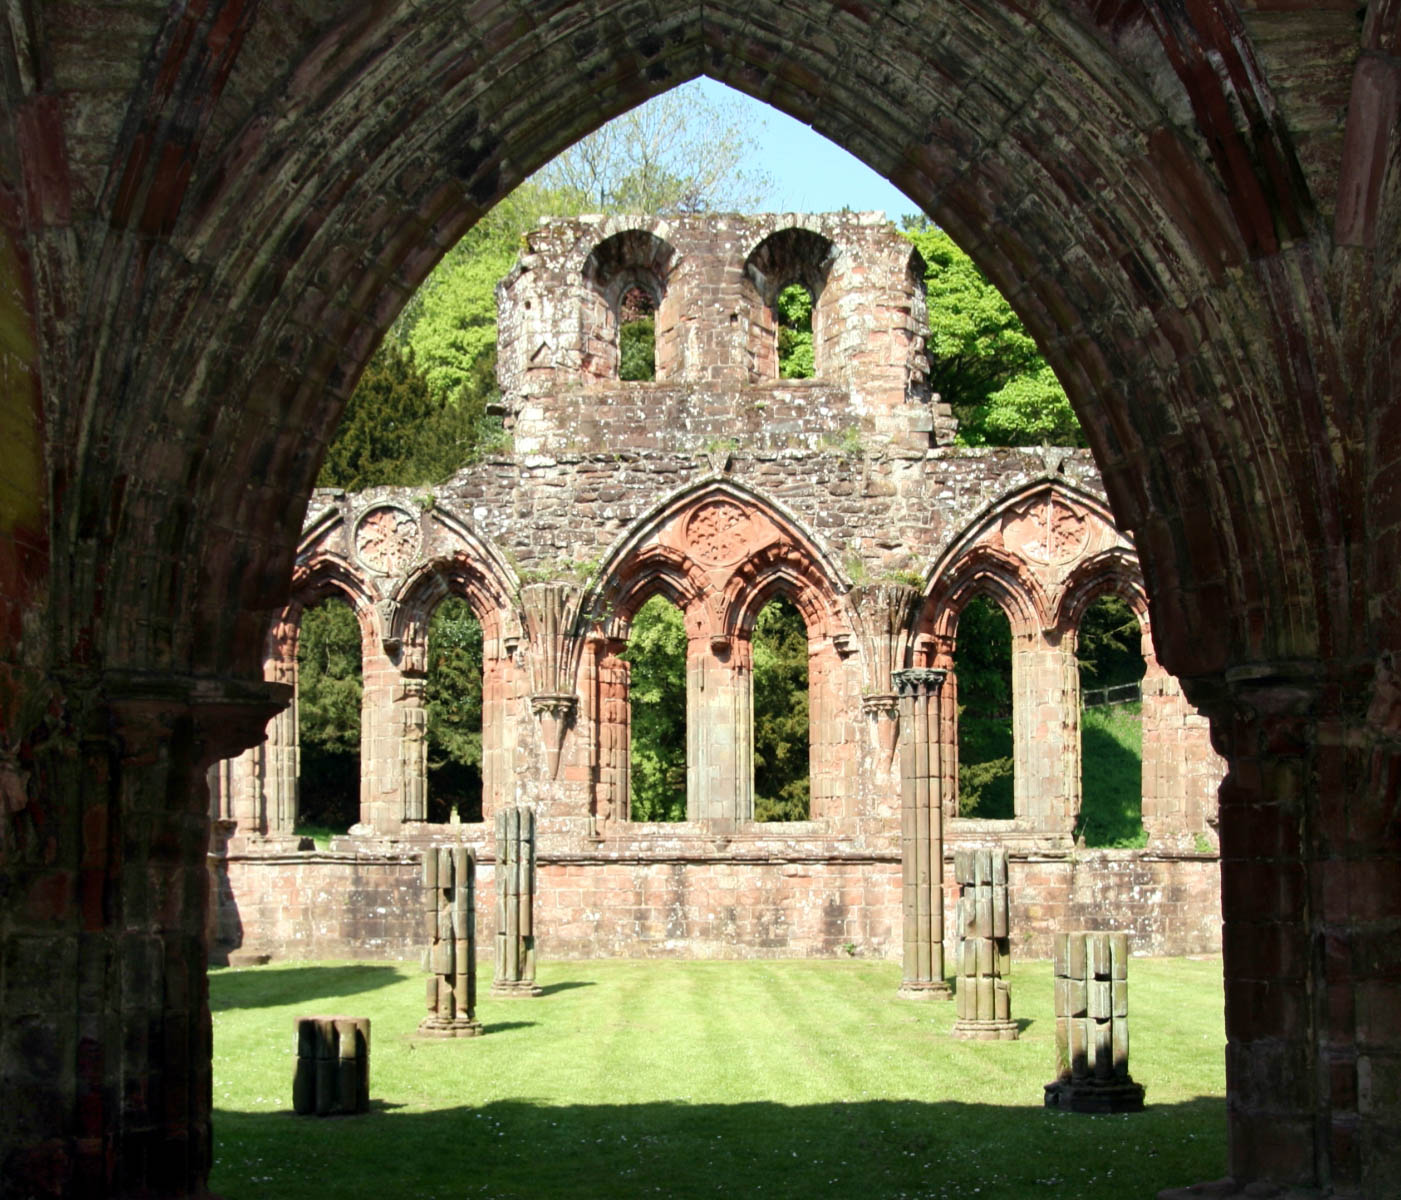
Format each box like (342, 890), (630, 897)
(530, 691), (577, 780)
(377, 599), (402, 656)
(861, 691), (901, 768)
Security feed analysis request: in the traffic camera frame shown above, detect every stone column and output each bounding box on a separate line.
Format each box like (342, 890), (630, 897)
(418, 846), (481, 1036)
(358, 639), (399, 832)
(399, 675), (429, 824)
(0, 672), (286, 1199)
(894, 667), (951, 999)
(1175, 662), (1401, 1196)
(1141, 655), (1224, 851)
(593, 638), (630, 826)
(492, 807), (541, 996)
(1012, 629), (1079, 841)
(952, 847), (1018, 1040)
(263, 702), (298, 835)
(687, 633), (753, 825)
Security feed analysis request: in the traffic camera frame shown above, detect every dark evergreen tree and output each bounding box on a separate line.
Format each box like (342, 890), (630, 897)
(752, 595), (811, 820)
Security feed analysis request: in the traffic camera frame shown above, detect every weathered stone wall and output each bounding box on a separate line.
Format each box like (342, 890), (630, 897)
(212, 843), (1221, 964)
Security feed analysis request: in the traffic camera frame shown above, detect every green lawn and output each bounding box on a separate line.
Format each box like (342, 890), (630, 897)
(210, 956), (1227, 1199)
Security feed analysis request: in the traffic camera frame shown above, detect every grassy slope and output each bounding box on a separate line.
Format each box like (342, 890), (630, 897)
(211, 957), (1225, 1199)
(1079, 703), (1145, 848)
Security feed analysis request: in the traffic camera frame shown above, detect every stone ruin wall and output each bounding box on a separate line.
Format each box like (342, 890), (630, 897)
(211, 213), (1225, 966)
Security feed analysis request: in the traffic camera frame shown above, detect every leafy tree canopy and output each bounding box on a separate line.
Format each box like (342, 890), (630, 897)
(425, 596), (485, 822)
(776, 284), (814, 380)
(296, 598), (363, 831)
(752, 596), (810, 820)
(902, 221), (1083, 448)
(621, 595), (689, 821)
(954, 594), (1013, 819)
(1077, 594), (1145, 690)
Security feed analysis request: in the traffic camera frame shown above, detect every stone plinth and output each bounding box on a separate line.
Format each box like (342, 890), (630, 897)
(293, 1016), (370, 1115)
(1044, 931), (1144, 1113)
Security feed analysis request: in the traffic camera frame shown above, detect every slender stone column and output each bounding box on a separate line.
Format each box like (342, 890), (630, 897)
(399, 675), (428, 823)
(687, 633), (753, 825)
(894, 667), (951, 999)
(492, 807), (542, 996)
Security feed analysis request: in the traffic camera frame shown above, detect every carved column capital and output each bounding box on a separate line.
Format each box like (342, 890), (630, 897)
(892, 667), (947, 697)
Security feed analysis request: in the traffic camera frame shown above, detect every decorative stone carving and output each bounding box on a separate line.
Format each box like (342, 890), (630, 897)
(684, 498), (753, 566)
(417, 847), (481, 1037)
(354, 504), (422, 575)
(1002, 491), (1089, 566)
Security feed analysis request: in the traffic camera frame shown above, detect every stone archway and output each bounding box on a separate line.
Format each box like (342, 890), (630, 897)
(2, 4), (1398, 1195)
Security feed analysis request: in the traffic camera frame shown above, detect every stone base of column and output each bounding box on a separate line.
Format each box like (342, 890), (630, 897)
(416, 1016), (484, 1038)
(490, 980), (543, 998)
(1043, 1077), (1144, 1113)
(896, 980), (952, 1000)
(952, 1018), (1019, 1041)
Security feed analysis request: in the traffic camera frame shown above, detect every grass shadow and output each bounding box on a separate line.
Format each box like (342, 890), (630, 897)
(479, 1021), (536, 1035)
(535, 980), (595, 996)
(209, 964), (404, 1012)
(212, 1095), (1226, 1199)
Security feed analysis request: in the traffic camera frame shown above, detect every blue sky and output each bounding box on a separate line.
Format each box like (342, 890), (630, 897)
(694, 78), (919, 219)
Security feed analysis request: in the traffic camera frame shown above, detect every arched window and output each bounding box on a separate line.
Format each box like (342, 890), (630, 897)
(1076, 594), (1147, 846)
(752, 594), (811, 820)
(580, 229), (676, 383)
(743, 227), (835, 381)
(621, 593), (687, 821)
(296, 596), (362, 838)
(954, 593), (1014, 820)
(618, 285), (657, 381)
(425, 595), (486, 823)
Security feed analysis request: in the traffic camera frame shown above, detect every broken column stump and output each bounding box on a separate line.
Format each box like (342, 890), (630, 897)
(951, 846), (1018, 1040)
(418, 846), (482, 1037)
(492, 806), (542, 996)
(292, 1015), (370, 1115)
(1044, 931), (1144, 1112)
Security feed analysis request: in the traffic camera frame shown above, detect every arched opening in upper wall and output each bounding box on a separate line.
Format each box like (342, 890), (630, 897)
(743, 227), (837, 381)
(580, 228), (679, 383)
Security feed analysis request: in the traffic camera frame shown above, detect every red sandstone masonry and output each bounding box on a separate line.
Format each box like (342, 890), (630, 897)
(211, 847), (1221, 964)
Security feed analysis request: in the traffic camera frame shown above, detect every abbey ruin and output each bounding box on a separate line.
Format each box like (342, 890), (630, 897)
(209, 214), (1223, 964)
(6, 5), (1399, 1195)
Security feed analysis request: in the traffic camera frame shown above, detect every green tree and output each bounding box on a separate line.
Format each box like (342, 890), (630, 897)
(902, 221), (1083, 447)
(318, 341), (486, 490)
(955, 594), (1014, 818)
(296, 598), (363, 831)
(621, 595), (688, 821)
(425, 596), (485, 822)
(752, 596), (811, 820)
(776, 284), (814, 380)
(1077, 594), (1146, 691)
